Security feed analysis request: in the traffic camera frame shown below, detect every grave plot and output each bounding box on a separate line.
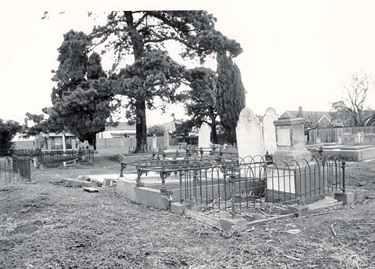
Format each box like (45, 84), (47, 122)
(113, 107), (350, 228)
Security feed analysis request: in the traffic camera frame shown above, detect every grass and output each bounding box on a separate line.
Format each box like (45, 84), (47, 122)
(0, 152), (375, 268)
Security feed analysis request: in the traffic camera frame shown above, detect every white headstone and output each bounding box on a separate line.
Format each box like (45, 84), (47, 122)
(163, 129), (169, 149)
(236, 108), (265, 159)
(152, 134), (157, 151)
(263, 108), (278, 154)
(62, 132), (66, 152)
(198, 122), (211, 149)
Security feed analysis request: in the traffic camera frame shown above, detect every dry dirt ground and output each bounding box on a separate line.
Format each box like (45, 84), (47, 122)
(1, 151), (375, 268)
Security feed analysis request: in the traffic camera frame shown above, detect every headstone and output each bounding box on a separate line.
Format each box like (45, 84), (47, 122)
(236, 108), (265, 159)
(152, 134), (157, 151)
(62, 132), (66, 153)
(198, 122), (211, 149)
(163, 129), (169, 149)
(263, 107), (278, 154)
(272, 113), (312, 165)
(266, 114), (316, 202)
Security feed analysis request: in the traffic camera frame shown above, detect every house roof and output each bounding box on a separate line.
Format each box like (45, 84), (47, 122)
(105, 122), (136, 131)
(48, 132), (75, 137)
(286, 110), (331, 123)
(317, 114), (332, 124)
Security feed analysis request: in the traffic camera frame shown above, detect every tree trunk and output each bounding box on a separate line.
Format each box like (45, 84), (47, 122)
(211, 124), (218, 144)
(357, 110), (363, 126)
(87, 134), (96, 150)
(93, 136), (97, 151)
(135, 100), (148, 153)
(210, 113), (218, 144)
(125, 11), (148, 153)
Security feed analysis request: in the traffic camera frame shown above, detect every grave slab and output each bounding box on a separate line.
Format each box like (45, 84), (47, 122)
(61, 178), (93, 188)
(334, 192), (354, 205)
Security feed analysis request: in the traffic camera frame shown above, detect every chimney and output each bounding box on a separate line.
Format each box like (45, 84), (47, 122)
(297, 106), (304, 118)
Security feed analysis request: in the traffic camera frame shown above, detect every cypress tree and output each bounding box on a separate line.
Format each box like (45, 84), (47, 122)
(216, 53), (246, 144)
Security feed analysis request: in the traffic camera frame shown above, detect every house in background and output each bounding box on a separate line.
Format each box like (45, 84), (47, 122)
(97, 122), (136, 139)
(316, 115), (332, 128)
(46, 132), (77, 150)
(32, 132), (77, 151)
(12, 133), (34, 142)
(287, 106), (332, 129)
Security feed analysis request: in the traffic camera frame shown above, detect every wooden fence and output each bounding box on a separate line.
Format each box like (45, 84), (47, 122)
(308, 126), (375, 143)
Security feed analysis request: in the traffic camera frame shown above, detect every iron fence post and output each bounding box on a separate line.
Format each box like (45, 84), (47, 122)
(179, 167), (184, 203)
(341, 160), (346, 193)
(160, 161), (167, 194)
(229, 172), (236, 218)
(193, 168), (198, 203)
(120, 163), (126, 177)
(318, 146), (323, 157)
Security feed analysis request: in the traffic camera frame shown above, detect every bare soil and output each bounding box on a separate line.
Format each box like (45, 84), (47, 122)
(1, 150), (374, 268)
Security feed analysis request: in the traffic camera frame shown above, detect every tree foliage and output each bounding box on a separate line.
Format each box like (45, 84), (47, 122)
(343, 72), (371, 126)
(92, 11), (242, 152)
(49, 30), (119, 149)
(0, 119), (21, 156)
(216, 53), (246, 144)
(183, 67), (219, 143)
(329, 101), (355, 127)
(147, 124), (165, 136)
(330, 72), (373, 127)
(174, 119), (196, 138)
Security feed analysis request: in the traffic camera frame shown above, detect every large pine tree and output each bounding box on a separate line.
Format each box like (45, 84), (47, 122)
(216, 53), (246, 144)
(49, 30), (118, 149)
(92, 11), (242, 152)
(183, 67), (219, 144)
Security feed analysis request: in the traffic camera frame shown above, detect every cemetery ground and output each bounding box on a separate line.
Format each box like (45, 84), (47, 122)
(1, 148), (375, 268)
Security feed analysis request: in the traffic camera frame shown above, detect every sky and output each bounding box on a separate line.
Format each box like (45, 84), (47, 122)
(1, 0), (374, 126)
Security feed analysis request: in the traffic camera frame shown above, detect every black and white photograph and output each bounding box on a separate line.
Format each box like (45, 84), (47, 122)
(1, 0), (375, 268)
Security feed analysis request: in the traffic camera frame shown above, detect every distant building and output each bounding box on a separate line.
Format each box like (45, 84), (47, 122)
(316, 115), (332, 128)
(47, 132), (76, 150)
(97, 122), (136, 139)
(12, 133), (34, 142)
(287, 107), (331, 129)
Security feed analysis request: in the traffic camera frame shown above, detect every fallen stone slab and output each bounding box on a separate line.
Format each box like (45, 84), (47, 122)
(83, 187), (99, 193)
(306, 196), (340, 210)
(287, 205), (309, 217)
(83, 174), (119, 187)
(61, 178), (94, 188)
(184, 209), (247, 232)
(246, 214), (295, 227)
